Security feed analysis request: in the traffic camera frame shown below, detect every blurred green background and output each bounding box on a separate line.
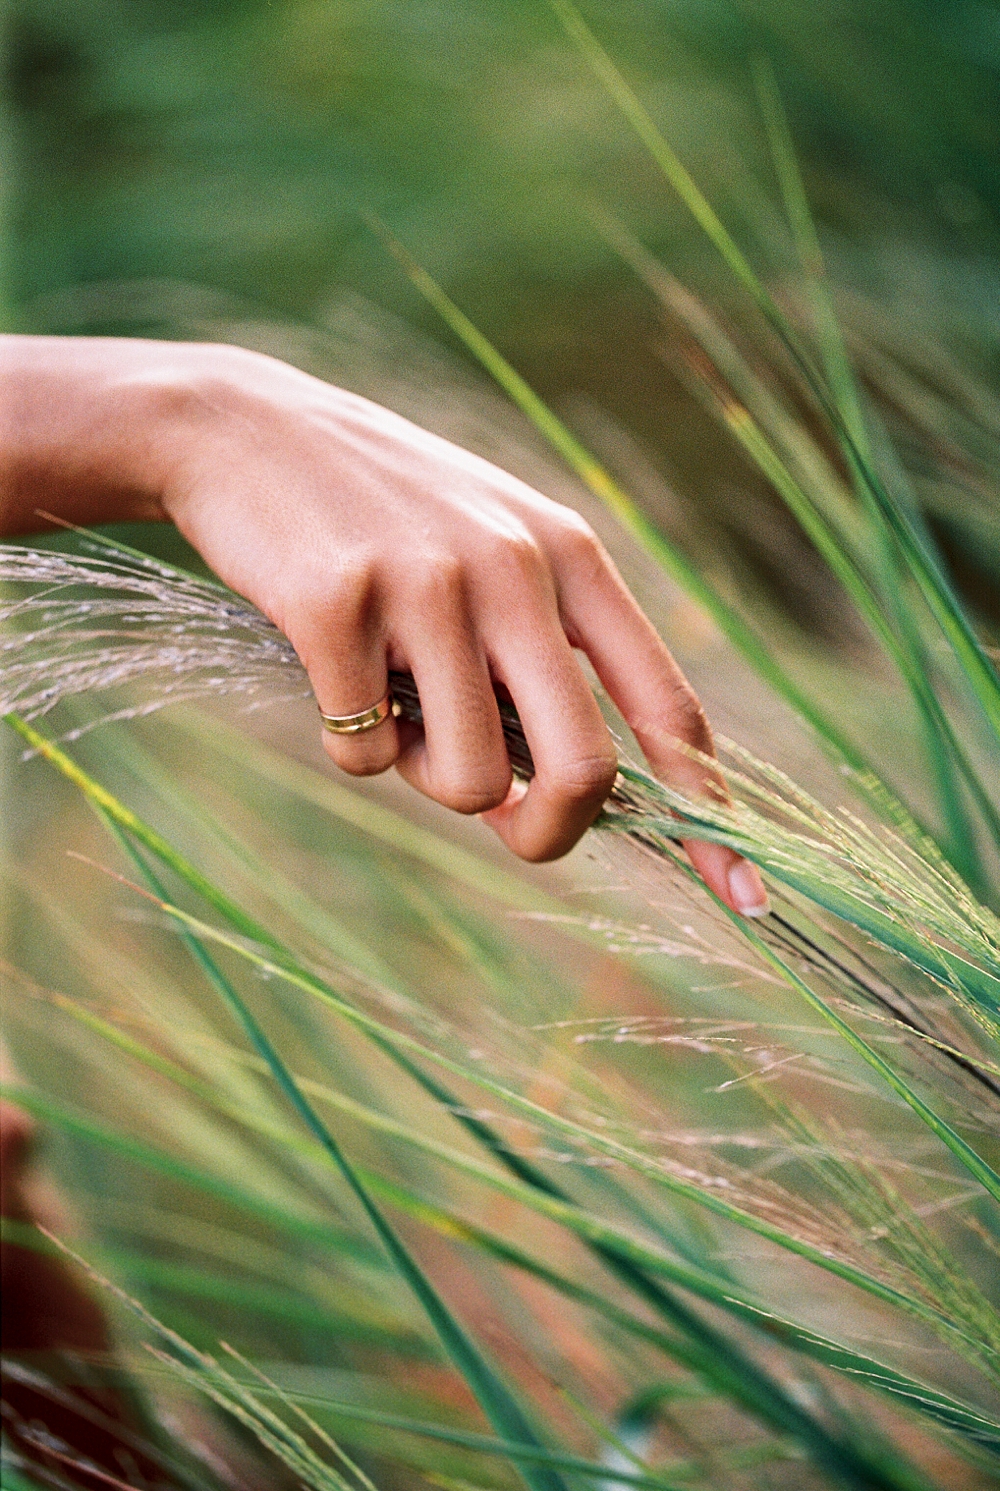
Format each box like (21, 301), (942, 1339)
(7, 0), (1000, 641)
(5, 8), (1000, 1486)
(9, 0), (1000, 314)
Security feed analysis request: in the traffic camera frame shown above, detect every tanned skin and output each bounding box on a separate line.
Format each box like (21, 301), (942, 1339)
(0, 334), (768, 908)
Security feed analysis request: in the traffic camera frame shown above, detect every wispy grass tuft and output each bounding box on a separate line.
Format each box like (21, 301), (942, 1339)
(4, 15), (999, 1486)
(3, 677), (999, 1484)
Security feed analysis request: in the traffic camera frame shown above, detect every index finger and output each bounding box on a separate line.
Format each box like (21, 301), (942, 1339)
(553, 527), (770, 918)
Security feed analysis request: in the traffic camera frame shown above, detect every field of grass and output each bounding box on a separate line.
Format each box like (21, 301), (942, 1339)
(3, 2), (999, 1488)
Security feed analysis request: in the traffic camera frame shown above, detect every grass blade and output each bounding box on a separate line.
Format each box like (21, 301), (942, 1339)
(85, 883), (993, 1360)
(642, 842), (1000, 1200)
(368, 228), (924, 831)
(546, 0), (1000, 750)
(12, 988), (998, 1467)
(9, 1064), (998, 1459)
(9, 718), (998, 1416)
(747, 60), (997, 872)
(92, 828), (575, 1491)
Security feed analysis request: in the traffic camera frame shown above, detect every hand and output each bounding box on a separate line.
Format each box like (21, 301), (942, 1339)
(0, 336), (768, 914)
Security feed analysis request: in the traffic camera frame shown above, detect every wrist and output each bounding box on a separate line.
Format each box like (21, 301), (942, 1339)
(144, 342), (282, 528)
(0, 336), (267, 536)
(0, 336), (170, 533)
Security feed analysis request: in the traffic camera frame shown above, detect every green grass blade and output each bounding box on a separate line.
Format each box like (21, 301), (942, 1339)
(5, 715), (272, 953)
(155, 706), (569, 920)
(11, 721), (996, 1361)
(543, 0), (848, 434)
(167, 708), (963, 1000)
(545, 0), (789, 333)
(45, 1252), (362, 1491)
(22, 1002), (999, 1462)
(857, 473), (1000, 746)
(18, 943), (989, 1401)
(105, 895), (993, 1357)
(144, 1353), (355, 1491)
(90, 828), (575, 1491)
(0, 1221), (413, 1346)
(12, 1058), (998, 1462)
(658, 847), (1000, 1206)
(0, 1083), (381, 1257)
(605, 217), (998, 869)
(139, 1359), (1000, 1480)
(219, 1346), (380, 1491)
(748, 60), (998, 869)
(685, 376), (994, 879)
(363, 1050), (932, 1491)
(0, 1466), (62, 1491)
(750, 56), (869, 461)
(367, 233), (922, 827)
(52, 981), (970, 1470)
(594, 210), (865, 546)
(632, 809), (1000, 1018)
(547, 0), (1000, 750)
(382, 1158), (877, 1483)
(135, 1355), (702, 1491)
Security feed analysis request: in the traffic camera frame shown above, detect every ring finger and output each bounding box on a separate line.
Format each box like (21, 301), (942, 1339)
(302, 616), (400, 777)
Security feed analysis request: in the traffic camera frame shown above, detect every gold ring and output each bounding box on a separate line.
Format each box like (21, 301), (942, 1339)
(319, 692), (398, 735)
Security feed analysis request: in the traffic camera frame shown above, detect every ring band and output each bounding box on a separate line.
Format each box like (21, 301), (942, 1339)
(319, 692), (398, 735)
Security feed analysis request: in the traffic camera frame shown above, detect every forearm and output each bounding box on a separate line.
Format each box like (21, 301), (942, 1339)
(0, 334), (199, 534)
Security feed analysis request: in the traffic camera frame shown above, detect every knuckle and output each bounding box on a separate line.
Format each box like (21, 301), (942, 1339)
(555, 514), (603, 566)
(665, 680), (712, 750)
(412, 551), (466, 606)
(552, 751), (619, 804)
(637, 680), (714, 763)
(488, 529), (546, 584)
(286, 558), (379, 640)
(327, 560), (380, 624)
(433, 773), (511, 815)
(323, 732), (396, 777)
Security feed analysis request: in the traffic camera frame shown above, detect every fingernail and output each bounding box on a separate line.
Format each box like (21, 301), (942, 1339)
(727, 859), (770, 918)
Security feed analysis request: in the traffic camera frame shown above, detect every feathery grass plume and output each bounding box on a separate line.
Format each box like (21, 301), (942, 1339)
(4, 326), (999, 1485)
(3, 678), (1000, 1484)
(31, 1230), (379, 1491)
(5, 36), (999, 1491)
(6, 4), (1000, 1486)
(0, 536), (312, 729)
(371, 7), (1000, 894)
(5, 534), (999, 1032)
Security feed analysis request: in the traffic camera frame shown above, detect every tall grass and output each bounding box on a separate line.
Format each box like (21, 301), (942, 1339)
(3, 6), (999, 1490)
(3, 529), (999, 1485)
